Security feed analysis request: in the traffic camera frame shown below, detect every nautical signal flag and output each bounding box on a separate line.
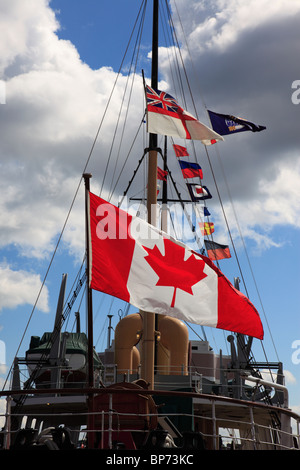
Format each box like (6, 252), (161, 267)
(88, 191), (263, 339)
(208, 110), (266, 135)
(173, 144), (189, 157)
(195, 205), (211, 217)
(179, 161), (203, 179)
(145, 85), (223, 145)
(187, 183), (212, 201)
(204, 240), (231, 261)
(157, 167), (168, 181)
(199, 222), (214, 236)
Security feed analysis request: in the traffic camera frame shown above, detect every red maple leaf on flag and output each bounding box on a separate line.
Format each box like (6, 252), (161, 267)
(142, 238), (207, 308)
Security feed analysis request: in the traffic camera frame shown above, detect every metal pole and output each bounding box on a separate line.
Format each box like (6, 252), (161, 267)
(212, 399), (217, 450)
(161, 135), (168, 231)
(4, 396), (11, 450)
(101, 410), (104, 449)
(83, 173), (94, 388)
(141, 0), (159, 389)
(108, 393), (113, 450)
(83, 173), (95, 449)
(107, 315), (113, 349)
(249, 406), (257, 450)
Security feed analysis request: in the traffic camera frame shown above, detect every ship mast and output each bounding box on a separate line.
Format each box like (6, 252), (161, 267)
(140, 0), (159, 388)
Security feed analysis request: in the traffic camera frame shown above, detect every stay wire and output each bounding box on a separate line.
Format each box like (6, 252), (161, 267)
(171, 0), (207, 111)
(99, 0), (148, 196)
(2, 185), (84, 391)
(107, 0), (148, 200)
(2, 0), (149, 391)
(164, 0), (199, 118)
(171, 0), (275, 340)
(166, 2), (275, 364)
(213, 144), (280, 362)
(163, 5), (267, 364)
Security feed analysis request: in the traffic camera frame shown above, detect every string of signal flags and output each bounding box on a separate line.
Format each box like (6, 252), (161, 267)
(144, 83), (266, 261)
(173, 143), (231, 261)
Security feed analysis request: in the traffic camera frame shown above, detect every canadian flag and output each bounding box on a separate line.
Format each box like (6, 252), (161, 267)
(89, 192), (263, 339)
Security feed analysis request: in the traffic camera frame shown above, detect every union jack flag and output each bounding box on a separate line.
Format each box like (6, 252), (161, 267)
(146, 85), (182, 115)
(145, 84), (224, 145)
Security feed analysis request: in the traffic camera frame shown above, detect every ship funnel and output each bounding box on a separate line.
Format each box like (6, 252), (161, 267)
(114, 313), (189, 378)
(156, 316), (189, 376)
(114, 313), (143, 375)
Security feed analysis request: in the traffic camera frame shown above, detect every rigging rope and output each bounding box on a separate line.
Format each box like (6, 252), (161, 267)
(4, 0), (281, 397)
(213, 144), (280, 362)
(9, 270), (87, 410)
(2, 0), (149, 392)
(107, 1), (148, 200)
(159, 0), (280, 374)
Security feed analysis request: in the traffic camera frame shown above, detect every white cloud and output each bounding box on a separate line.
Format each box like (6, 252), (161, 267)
(0, 0), (135, 261)
(239, 156), (300, 240)
(0, 263), (49, 313)
(0, 0), (59, 76)
(0, 0), (299, 273)
(0, 398), (6, 428)
(284, 369), (297, 386)
(163, 0), (300, 256)
(195, 151), (300, 255)
(259, 368), (296, 386)
(0, 0), (298, 267)
(173, 0), (300, 53)
(258, 157), (300, 228)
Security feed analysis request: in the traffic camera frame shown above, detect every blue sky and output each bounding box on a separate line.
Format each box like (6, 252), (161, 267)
(0, 0), (300, 419)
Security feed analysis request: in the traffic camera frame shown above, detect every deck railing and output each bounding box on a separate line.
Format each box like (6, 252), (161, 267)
(1, 386), (299, 451)
(1, 360), (298, 450)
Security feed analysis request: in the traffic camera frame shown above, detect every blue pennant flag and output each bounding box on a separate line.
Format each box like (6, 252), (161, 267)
(208, 110), (266, 135)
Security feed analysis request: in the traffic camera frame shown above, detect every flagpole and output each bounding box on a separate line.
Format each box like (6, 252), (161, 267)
(155, 136), (168, 374)
(83, 172), (95, 448)
(161, 136), (168, 230)
(83, 173), (94, 388)
(140, 0), (159, 388)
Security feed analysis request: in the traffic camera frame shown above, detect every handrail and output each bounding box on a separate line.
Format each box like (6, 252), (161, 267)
(1, 386), (300, 428)
(2, 364), (300, 450)
(1, 401), (299, 451)
(0, 385), (298, 418)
